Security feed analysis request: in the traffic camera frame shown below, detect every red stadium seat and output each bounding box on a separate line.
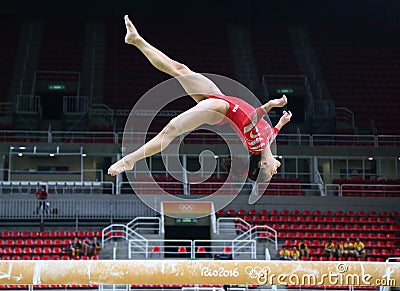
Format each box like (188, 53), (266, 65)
(23, 247), (32, 255)
(152, 246), (161, 253)
(33, 247), (42, 255)
(11, 231), (19, 238)
(223, 246), (232, 253)
(178, 246), (187, 253)
(13, 247), (22, 255)
(20, 231), (31, 239)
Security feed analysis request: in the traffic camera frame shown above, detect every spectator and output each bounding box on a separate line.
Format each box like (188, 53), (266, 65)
(89, 237), (102, 255)
(324, 240), (336, 258)
(279, 247), (291, 260)
(71, 237), (82, 257)
(354, 238), (366, 259)
(291, 246), (300, 260)
(343, 238), (355, 258)
(298, 241), (310, 259)
(35, 185), (49, 215)
(336, 241), (344, 258)
(82, 236), (92, 256)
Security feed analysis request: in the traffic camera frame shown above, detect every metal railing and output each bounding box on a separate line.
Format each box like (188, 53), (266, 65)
(325, 183), (400, 197)
(4, 168), (103, 183)
(235, 224), (278, 251)
(52, 131), (117, 143)
(63, 96), (89, 115)
(217, 217), (278, 251)
(312, 134), (376, 146)
(1, 128), (400, 146)
(118, 181), (312, 196)
(15, 95), (42, 115)
(129, 239), (193, 259)
(118, 181), (183, 195)
(0, 181), (114, 195)
(102, 224), (146, 249)
(0, 199), (153, 220)
(4, 179), (396, 198)
(217, 217), (246, 236)
(193, 239), (256, 259)
(126, 217), (162, 235)
(128, 238), (256, 259)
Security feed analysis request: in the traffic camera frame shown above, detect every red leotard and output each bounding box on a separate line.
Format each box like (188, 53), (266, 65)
(208, 94), (279, 155)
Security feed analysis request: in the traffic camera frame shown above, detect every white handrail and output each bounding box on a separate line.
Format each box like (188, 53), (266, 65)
(101, 224), (147, 249)
(126, 217), (161, 235)
(1, 128), (400, 146)
(217, 217), (278, 250)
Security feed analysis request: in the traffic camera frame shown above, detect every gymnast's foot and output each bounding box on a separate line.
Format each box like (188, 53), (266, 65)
(108, 157), (134, 176)
(124, 15), (141, 45)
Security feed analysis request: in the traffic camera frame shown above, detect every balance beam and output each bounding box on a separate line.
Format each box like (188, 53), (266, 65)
(0, 260), (399, 286)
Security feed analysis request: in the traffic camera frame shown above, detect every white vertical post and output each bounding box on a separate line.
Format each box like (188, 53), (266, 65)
(116, 153), (121, 195)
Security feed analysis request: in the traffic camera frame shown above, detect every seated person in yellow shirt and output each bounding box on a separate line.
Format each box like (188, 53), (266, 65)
(324, 240), (336, 258)
(343, 238), (355, 258)
(298, 241), (310, 259)
(354, 238), (366, 259)
(336, 241), (344, 258)
(279, 247), (291, 260)
(291, 246), (301, 261)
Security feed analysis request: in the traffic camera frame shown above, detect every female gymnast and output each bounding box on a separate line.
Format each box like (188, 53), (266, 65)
(108, 15), (293, 182)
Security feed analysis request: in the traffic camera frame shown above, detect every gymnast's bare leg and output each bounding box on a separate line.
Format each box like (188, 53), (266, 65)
(108, 15), (229, 176)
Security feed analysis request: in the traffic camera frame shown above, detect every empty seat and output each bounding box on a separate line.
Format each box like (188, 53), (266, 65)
(152, 246), (161, 253)
(223, 246), (232, 253)
(178, 246), (187, 253)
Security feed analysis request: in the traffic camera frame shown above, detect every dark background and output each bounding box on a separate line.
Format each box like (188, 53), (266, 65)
(1, 0), (399, 23)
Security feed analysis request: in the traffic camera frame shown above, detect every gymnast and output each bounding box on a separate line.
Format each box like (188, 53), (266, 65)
(108, 15), (292, 182)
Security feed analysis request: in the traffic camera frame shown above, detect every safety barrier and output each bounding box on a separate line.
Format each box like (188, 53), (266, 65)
(1, 129), (400, 146)
(0, 199), (153, 220)
(0, 181), (114, 195)
(325, 183), (400, 197)
(0, 260), (398, 286)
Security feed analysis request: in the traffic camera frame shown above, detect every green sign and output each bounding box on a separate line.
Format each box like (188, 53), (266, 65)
(276, 88), (294, 94)
(48, 84), (66, 90)
(176, 218), (198, 224)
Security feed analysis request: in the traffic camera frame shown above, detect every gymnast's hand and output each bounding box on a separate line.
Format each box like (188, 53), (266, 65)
(278, 110), (292, 126)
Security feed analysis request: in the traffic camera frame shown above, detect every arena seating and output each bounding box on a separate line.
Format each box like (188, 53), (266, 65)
(104, 17), (233, 114)
(0, 16), (20, 108)
(133, 176), (302, 195)
(0, 229), (102, 261)
(37, 16), (84, 72)
(250, 20), (301, 77)
(333, 178), (400, 197)
(310, 21), (400, 134)
(218, 208), (400, 262)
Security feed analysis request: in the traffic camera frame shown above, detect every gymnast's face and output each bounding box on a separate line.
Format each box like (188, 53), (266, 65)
(259, 157), (281, 182)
